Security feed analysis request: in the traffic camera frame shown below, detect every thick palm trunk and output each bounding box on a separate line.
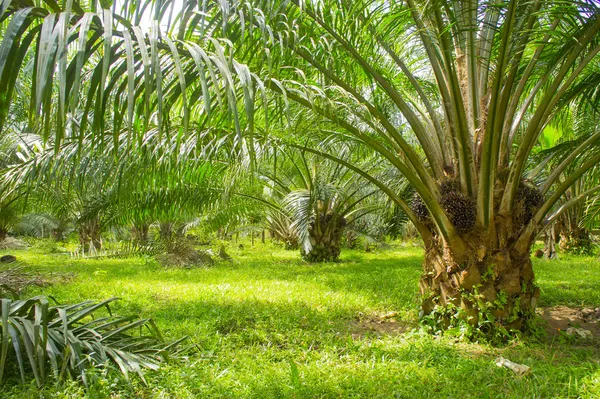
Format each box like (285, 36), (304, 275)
(303, 233), (343, 262)
(302, 214), (346, 262)
(0, 227), (7, 242)
(420, 234), (539, 333)
(412, 179), (546, 335)
(52, 227), (65, 242)
(159, 222), (174, 242)
(345, 230), (358, 249)
(132, 224), (150, 247)
(79, 222), (102, 254)
(559, 227), (593, 255)
(284, 238), (299, 250)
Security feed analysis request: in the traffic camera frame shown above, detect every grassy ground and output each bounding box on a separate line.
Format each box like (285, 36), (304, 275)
(1, 241), (599, 398)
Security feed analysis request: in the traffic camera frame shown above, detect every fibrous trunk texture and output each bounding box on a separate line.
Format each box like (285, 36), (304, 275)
(272, 229), (299, 250)
(302, 213), (346, 262)
(132, 224), (150, 247)
(159, 222), (174, 241)
(412, 179), (545, 336)
(345, 230), (359, 249)
(559, 227), (593, 255)
(420, 237), (539, 334)
(79, 222), (102, 254)
(52, 227), (65, 242)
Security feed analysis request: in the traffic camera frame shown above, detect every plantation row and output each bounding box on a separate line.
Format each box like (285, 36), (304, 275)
(1, 0), (600, 393)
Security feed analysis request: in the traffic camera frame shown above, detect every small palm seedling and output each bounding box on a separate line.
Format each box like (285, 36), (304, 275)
(0, 296), (186, 387)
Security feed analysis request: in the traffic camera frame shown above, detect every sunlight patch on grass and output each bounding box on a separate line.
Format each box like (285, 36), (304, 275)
(1, 244), (598, 398)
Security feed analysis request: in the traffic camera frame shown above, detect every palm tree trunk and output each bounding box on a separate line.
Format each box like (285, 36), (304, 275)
(420, 233), (539, 333)
(79, 220), (102, 254)
(559, 226), (593, 255)
(52, 228), (65, 242)
(159, 222), (173, 241)
(346, 230), (358, 249)
(132, 224), (149, 247)
(302, 215), (346, 262)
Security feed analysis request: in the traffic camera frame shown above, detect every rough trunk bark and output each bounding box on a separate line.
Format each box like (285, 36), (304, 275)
(559, 227), (593, 255)
(159, 222), (173, 241)
(52, 228), (65, 242)
(79, 221), (102, 254)
(302, 214), (346, 262)
(132, 224), (150, 247)
(284, 240), (299, 250)
(345, 230), (358, 249)
(303, 235), (342, 262)
(420, 235), (539, 334)
(0, 227), (7, 242)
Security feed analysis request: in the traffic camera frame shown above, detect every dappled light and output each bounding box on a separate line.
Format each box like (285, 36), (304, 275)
(1, 0), (600, 396)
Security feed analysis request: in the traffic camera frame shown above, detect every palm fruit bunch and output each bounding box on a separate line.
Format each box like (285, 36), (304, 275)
(410, 179), (476, 234)
(411, 191), (430, 221)
(439, 179), (462, 195)
(514, 183), (544, 227)
(438, 179), (476, 235)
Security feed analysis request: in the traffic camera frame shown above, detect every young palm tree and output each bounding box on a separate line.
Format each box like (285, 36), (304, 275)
(0, 131), (36, 241)
(2, 128), (224, 254)
(553, 175), (600, 255)
(3, 0), (600, 333)
(538, 109), (600, 255)
(259, 148), (379, 261)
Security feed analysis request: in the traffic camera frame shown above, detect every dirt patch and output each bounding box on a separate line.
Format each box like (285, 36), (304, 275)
(538, 306), (600, 344)
(155, 249), (214, 268)
(0, 266), (74, 297)
(0, 237), (29, 250)
(349, 311), (412, 339)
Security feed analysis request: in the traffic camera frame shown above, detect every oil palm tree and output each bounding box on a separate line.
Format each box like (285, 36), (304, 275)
(2, 127), (224, 254)
(539, 107), (600, 255)
(0, 131), (37, 241)
(258, 147), (380, 261)
(3, 0), (600, 333)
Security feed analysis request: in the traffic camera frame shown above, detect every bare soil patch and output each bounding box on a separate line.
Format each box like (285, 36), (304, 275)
(349, 311), (412, 339)
(538, 306), (600, 344)
(0, 265), (74, 297)
(0, 237), (29, 250)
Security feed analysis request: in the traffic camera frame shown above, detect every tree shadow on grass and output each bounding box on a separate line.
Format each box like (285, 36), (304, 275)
(147, 295), (364, 348)
(236, 333), (599, 399)
(537, 281), (600, 308)
(219, 249), (424, 309)
(142, 315), (600, 399)
(55, 250), (425, 313)
(19, 249), (599, 399)
(31, 246), (600, 323)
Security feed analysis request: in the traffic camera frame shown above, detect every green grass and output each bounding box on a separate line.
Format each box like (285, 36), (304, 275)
(534, 254), (600, 308)
(1, 242), (599, 398)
